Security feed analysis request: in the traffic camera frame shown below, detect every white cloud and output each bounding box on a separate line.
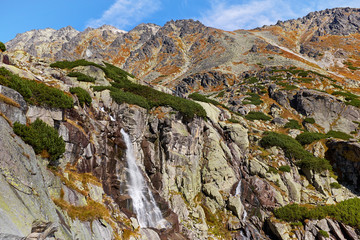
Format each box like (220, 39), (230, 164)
(87, 0), (161, 29)
(199, 0), (360, 31)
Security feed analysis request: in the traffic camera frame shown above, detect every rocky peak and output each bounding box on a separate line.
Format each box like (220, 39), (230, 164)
(276, 7), (360, 36)
(97, 24), (127, 34)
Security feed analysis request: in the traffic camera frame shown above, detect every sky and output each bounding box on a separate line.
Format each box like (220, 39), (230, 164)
(1, 0), (359, 43)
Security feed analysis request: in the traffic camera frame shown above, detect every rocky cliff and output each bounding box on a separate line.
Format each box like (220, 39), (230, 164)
(1, 7), (360, 240)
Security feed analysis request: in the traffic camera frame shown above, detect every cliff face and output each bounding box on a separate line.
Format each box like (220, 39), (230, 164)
(1, 7), (360, 240)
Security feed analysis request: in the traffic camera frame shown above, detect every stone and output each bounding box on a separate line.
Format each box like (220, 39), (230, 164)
(326, 219), (346, 240)
(0, 85), (27, 124)
(202, 183), (224, 207)
(227, 216), (241, 230)
(227, 196), (244, 219)
(26, 105), (63, 127)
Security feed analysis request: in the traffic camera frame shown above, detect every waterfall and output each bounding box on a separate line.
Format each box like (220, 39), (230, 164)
(235, 180), (247, 221)
(120, 129), (165, 229)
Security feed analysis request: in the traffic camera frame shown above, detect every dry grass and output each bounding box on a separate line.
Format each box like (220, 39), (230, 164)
(0, 93), (20, 108)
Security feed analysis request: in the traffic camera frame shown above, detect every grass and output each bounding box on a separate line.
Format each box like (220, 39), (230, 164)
(260, 132), (331, 172)
(0, 67), (73, 109)
(13, 119), (65, 164)
(70, 87), (92, 107)
(67, 72), (96, 83)
(273, 198), (360, 229)
(318, 230), (329, 238)
(296, 130), (352, 145)
(242, 92), (263, 105)
(245, 111), (271, 121)
(277, 82), (298, 90)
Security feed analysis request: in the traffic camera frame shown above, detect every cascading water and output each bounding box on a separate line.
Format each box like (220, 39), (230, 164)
(121, 129), (165, 228)
(235, 180), (247, 221)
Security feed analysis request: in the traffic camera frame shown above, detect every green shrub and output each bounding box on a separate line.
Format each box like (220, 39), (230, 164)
(277, 82), (298, 90)
(295, 131), (351, 145)
(330, 182), (342, 189)
(50, 59), (99, 69)
(296, 132), (326, 145)
(279, 165), (291, 172)
(189, 92), (223, 107)
(267, 166), (278, 174)
(303, 117), (315, 124)
(260, 132), (331, 172)
(318, 230), (329, 238)
(242, 92), (263, 105)
(215, 91), (225, 98)
(246, 77), (258, 84)
(0, 42), (6, 52)
(228, 118), (240, 124)
(53, 60), (206, 119)
(0, 67), (73, 109)
(284, 119), (302, 129)
(68, 72), (96, 83)
(13, 119), (65, 164)
(69, 87), (92, 107)
(245, 111), (271, 121)
(274, 198), (360, 229)
(326, 130), (352, 140)
(110, 90), (150, 109)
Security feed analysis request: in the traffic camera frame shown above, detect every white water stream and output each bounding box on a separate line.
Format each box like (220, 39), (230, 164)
(235, 180), (247, 221)
(121, 129), (165, 228)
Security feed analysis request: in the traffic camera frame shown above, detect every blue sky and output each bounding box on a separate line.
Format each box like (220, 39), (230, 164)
(1, 0), (359, 42)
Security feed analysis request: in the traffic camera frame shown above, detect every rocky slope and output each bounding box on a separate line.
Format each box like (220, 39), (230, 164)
(1, 7), (360, 240)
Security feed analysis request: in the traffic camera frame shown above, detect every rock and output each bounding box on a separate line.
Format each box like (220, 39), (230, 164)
(220, 122), (249, 153)
(0, 85), (27, 124)
(267, 220), (291, 240)
(326, 140), (360, 191)
(292, 90), (359, 133)
(272, 117), (288, 126)
(326, 219), (346, 240)
(227, 196), (244, 219)
(203, 183), (224, 207)
(316, 219), (330, 232)
(227, 216), (241, 230)
(282, 172), (301, 203)
(26, 105), (63, 127)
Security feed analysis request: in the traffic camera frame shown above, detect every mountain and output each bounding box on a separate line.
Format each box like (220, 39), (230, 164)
(1, 7), (360, 240)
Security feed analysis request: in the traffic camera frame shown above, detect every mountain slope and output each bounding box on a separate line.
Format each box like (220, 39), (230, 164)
(1, 7), (360, 240)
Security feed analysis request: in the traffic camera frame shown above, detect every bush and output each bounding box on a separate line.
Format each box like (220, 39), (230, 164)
(242, 92), (263, 105)
(296, 132), (326, 145)
(260, 132), (331, 172)
(274, 198), (360, 229)
(13, 119), (65, 164)
(67, 72), (96, 83)
(0, 67), (73, 109)
(284, 119), (302, 129)
(279, 165), (291, 172)
(267, 166), (278, 174)
(188, 92), (223, 107)
(70, 87), (92, 107)
(245, 111), (271, 121)
(0, 42), (6, 52)
(330, 182), (342, 189)
(110, 90), (150, 109)
(53, 60), (206, 119)
(326, 130), (352, 140)
(303, 117), (315, 124)
(318, 230), (329, 238)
